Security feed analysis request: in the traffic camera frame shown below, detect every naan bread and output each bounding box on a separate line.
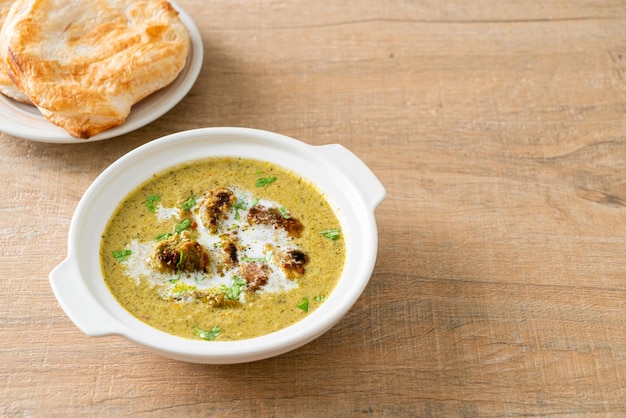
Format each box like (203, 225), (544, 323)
(1, 0), (190, 138)
(0, 0), (29, 103)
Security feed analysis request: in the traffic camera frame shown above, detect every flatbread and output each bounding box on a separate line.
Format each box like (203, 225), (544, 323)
(0, 0), (29, 102)
(1, 0), (190, 138)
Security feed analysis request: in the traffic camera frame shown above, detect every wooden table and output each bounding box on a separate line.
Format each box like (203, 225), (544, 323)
(3, 0), (626, 415)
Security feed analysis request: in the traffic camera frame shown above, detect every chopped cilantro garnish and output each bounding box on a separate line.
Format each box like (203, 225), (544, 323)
(220, 275), (247, 300)
(233, 198), (246, 220)
(174, 219), (192, 233)
(297, 297), (309, 312)
(241, 251), (273, 264)
(241, 257), (266, 263)
(279, 206), (291, 219)
(256, 176), (277, 187)
(176, 250), (184, 270)
(181, 194), (196, 211)
(318, 229), (341, 241)
(112, 249), (132, 262)
(193, 326), (222, 341)
(314, 295), (326, 302)
(154, 232), (173, 241)
(144, 195), (160, 212)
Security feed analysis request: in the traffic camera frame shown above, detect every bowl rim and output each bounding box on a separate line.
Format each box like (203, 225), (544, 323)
(50, 127), (385, 363)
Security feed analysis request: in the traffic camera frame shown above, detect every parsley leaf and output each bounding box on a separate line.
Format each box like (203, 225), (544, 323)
(144, 195), (160, 212)
(256, 176), (277, 187)
(112, 249), (132, 262)
(193, 326), (222, 341)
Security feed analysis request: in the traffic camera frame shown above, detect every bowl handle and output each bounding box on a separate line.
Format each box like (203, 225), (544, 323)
(49, 257), (119, 337)
(316, 144), (386, 208)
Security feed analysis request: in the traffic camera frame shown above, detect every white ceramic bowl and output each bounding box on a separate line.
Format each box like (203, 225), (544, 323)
(49, 127), (385, 364)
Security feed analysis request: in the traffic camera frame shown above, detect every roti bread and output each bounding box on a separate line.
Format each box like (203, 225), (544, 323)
(1, 0), (190, 138)
(0, 0), (29, 102)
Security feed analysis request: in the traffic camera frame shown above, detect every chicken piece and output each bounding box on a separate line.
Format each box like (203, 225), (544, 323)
(268, 244), (307, 279)
(221, 237), (239, 266)
(154, 232), (210, 273)
(247, 205), (303, 237)
(199, 188), (236, 233)
(281, 249), (307, 279)
(239, 262), (270, 291)
(216, 234), (240, 275)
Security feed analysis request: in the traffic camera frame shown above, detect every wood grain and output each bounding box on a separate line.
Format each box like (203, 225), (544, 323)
(2, 0), (626, 415)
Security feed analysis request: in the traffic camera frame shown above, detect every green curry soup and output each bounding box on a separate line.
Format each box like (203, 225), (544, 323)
(100, 157), (345, 341)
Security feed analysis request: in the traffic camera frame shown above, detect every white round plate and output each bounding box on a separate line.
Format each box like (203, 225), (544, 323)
(0, 1), (203, 144)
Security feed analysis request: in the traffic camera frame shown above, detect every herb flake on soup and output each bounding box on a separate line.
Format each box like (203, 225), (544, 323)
(100, 157), (345, 341)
